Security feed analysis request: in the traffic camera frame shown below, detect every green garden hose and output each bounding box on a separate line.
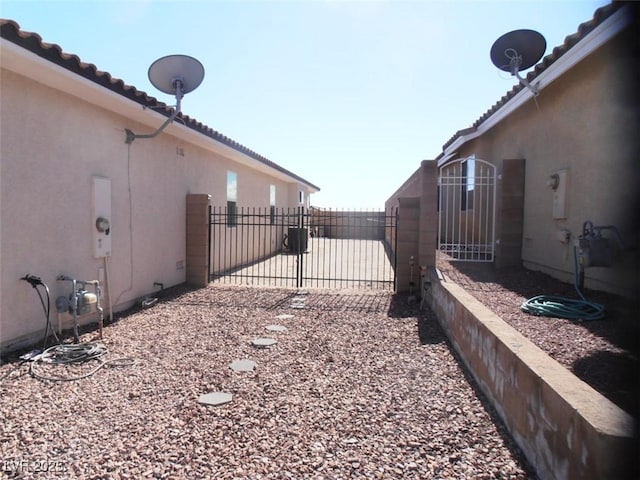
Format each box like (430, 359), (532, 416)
(521, 245), (605, 321)
(521, 294), (605, 321)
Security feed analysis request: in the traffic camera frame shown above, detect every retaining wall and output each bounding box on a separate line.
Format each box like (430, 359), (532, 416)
(426, 267), (637, 480)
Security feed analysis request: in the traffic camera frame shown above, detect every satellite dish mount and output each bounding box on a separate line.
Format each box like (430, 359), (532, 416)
(490, 29), (546, 96)
(125, 54), (205, 144)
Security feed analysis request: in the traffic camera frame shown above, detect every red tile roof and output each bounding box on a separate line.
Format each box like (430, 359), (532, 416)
(0, 19), (320, 191)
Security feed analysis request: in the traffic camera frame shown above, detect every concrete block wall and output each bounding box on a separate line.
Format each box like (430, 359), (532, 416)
(309, 209), (386, 240)
(495, 159), (526, 268)
(427, 268), (637, 480)
(395, 197), (420, 294)
(387, 160), (438, 293)
(418, 160), (437, 271)
(186, 194), (211, 288)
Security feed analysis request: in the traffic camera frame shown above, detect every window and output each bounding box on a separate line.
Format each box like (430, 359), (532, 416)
(299, 190), (305, 205)
(461, 157), (475, 211)
(227, 171), (237, 227)
(269, 185), (276, 225)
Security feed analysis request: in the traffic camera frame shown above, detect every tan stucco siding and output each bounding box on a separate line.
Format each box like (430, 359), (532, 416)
(445, 32), (638, 298)
(0, 68), (311, 350)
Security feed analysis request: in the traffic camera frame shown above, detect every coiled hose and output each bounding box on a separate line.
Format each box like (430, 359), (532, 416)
(29, 343), (134, 382)
(521, 246), (605, 321)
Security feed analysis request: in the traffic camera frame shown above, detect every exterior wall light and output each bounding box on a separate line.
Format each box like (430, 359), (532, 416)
(547, 173), (560, 190)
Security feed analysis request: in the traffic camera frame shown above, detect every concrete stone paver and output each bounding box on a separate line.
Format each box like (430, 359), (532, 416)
(198, 392), (233, 406)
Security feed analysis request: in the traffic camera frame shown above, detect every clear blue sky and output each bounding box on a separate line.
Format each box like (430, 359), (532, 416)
(1, 0), (609, 208)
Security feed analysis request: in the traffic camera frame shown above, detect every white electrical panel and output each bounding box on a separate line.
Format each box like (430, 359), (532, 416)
(552, 169), (568, 219)
(92, 176), (112, 257)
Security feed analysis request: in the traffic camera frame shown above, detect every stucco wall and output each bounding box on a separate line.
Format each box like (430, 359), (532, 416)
(439, 29), (638, 298)
(0, 69), (312, 352)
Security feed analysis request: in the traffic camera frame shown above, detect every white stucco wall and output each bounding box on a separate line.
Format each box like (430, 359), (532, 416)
(0, 65), (315, 352)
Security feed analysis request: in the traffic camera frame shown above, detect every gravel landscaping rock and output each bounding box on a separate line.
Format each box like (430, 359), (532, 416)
(0, 285), (536, 479)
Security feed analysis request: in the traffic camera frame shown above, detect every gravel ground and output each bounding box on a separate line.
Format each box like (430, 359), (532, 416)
(435, 253), (639, 419)
(0, 285), (536, 480)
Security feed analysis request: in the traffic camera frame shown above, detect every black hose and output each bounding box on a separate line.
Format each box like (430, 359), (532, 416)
(21, 275), (60, 349)
(15, 275), (134, 383)
(29, 343), (134, 382)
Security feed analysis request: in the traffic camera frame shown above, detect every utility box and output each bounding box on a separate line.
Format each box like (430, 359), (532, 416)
(578, 235), (612, 267)
(287, 227), (308, 253)
(92, 176), (112, 258)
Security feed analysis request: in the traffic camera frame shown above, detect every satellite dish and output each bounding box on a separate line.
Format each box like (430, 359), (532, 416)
(490, 29), (546, 72)
(490, 29), (546, 96)
(125, 54), (205, 144)
(148, 54), (205, 96)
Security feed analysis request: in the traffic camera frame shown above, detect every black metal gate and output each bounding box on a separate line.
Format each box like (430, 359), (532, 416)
(209, 206), (397, 289)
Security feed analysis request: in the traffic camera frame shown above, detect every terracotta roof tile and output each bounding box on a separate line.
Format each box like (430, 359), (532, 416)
(0, 19), (319, 191)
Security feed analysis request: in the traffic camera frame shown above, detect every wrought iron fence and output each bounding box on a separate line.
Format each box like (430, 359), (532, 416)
(209, 206), (397, 289)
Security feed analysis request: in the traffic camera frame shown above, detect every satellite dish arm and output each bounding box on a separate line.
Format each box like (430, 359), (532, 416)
(503, 46), (541, 97)
(512, 68), (540, 97)
(125, 79), (184, 144)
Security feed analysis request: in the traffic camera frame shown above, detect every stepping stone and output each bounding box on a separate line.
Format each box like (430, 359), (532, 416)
(291, 299), (306, 309)
(276, 314), (294, 320)
(230, 359), (257, 372)
(252, 337), (277, 348)
(198, 392), (232, 406)
(265, 324), (287, 333)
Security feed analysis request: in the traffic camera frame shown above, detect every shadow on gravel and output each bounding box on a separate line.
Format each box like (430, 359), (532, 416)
(178, 286), (402, 314)
(416, 309), (447, 346)
(406, 296), (539, 478)
(447, 342), (540, 480)
(165, 286), (298, 310)
(573, 350), (640, 419)
(387, 293), (421, 318)
(387, 293), (447, 346)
